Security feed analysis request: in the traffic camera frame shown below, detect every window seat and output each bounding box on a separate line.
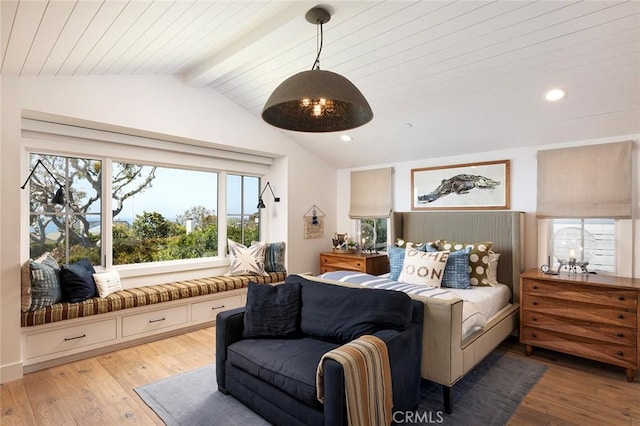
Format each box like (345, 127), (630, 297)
(22, 271), (287, 327)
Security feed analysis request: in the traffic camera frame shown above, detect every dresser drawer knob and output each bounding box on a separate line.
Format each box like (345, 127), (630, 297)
(532, 285), (538, 290)
(617, 314), (624, 319)
(617, 351), (624, 357)
(618, 295), (625, 301)
(532, 301), (538, 306)
(532, 317), (538, 322)
(617, 332), (624, 338)
(531, 332), (537, 338)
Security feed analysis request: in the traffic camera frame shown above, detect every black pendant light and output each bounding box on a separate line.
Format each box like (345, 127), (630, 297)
(262, 7), (373, 133)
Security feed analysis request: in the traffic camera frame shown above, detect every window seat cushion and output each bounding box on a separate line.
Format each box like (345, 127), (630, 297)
(22, 271), (287, 327)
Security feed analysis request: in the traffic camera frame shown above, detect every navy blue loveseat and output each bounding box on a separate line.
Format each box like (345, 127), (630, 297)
(216, 274), (423, 426)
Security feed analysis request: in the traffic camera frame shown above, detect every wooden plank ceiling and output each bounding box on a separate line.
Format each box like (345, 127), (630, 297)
(2, 1), (639, 168)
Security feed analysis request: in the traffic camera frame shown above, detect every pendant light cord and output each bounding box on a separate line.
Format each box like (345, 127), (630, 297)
(311, 22), (323, 70)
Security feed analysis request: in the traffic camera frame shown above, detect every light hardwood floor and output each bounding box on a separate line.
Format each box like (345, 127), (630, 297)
(1, 329), (638, 425)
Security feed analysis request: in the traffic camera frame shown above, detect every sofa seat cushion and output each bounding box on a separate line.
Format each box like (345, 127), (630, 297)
(227, 337), (339, 407)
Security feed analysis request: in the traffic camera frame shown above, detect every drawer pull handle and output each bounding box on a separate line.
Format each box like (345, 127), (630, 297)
(532, 285), (538, 290)
(617, 332), (624, 338)
(64, 334), (86, 341)
(617, 351), (624, 357)
(532, 301), (538, 306)
(531, 332), (537, 338)
(618, 296), (625, 301)
(211, 305), (226, 310)
(617, 314), (624, 319)
(149, 317), (166, 324)
(532, 317), (538, 322)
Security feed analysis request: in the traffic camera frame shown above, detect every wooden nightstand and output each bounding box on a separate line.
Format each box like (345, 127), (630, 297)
(319, 252), (389, 276)
(520, 269), (639, 382)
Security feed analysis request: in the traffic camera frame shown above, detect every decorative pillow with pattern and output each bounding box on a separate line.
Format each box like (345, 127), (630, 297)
(437, 240), (493, 286)
(398, 248), (449, 287)
(387, 245), (406, 281)
(426, 245), (472, 289)
(487, 251), (500, 285)
(395, 238), (437, 250)
(227, 239), (268, 276)
(93, 270), (123, 298)
(262, 241), (286, 272)
(21, 253), (62, 312)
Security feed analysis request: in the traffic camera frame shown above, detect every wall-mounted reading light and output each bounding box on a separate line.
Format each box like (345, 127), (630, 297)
(20, 159), (65, 205)
(257, 181), (280, 209)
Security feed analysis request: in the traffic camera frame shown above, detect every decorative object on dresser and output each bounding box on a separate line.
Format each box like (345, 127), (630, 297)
(319, 251), (389, 276)
(550, 227), (597, 274)
(520, 269), (639, 382)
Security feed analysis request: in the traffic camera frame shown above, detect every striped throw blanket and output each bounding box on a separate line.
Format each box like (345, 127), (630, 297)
(316, 335), (393, 426)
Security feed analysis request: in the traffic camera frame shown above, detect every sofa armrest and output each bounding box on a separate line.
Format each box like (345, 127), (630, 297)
(216, 306), (246, 392)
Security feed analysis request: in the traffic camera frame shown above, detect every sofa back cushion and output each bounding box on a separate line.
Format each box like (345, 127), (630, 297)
(285, 275), (412, 344)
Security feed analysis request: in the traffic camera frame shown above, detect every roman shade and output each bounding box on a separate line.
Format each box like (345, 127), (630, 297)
(349, 167), (393, 218)
(536, 141), (634, 218)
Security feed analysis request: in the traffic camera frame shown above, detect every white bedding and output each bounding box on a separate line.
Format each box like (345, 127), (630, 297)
(318, 272), (511, 339)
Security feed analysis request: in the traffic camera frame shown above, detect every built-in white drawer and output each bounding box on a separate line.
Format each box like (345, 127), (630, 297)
(122, 305), (188, 337)
(25, 319), (117, 359)
(192, 294), (244, 322)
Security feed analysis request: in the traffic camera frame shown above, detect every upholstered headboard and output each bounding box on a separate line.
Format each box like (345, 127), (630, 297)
(391, 211), (524, 302)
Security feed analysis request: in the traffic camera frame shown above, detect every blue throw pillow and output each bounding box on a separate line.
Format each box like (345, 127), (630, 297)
(425, 245), (472, 289)
(387, 245), (406, 281)
(26, 254), (62, 311)
(243, 282), (300, 338)
(60, 258), (97, 303)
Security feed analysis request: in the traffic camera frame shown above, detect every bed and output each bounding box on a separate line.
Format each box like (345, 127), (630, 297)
(310, 211), (524, 413)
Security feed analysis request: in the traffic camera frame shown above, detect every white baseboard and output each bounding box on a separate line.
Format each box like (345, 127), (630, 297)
(0, 360), (24, 384)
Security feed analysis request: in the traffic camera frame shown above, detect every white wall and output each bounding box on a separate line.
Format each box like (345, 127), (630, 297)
(336, 135), (640, 274)
(0, 75), (336, 382)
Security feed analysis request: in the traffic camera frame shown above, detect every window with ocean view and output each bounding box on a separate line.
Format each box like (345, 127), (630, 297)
(27, 151), (265, 269)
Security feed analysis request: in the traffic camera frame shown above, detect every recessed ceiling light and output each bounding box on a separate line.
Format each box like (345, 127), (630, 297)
(545, 88), (566, 101)
(340, 135), (353, 142)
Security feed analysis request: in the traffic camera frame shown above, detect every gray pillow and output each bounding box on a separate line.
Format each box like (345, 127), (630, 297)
(26, 254), (62, 311)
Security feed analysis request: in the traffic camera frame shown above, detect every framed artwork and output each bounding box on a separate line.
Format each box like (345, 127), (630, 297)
(411, 160), (510, 210)
(303, 205), (325, 239)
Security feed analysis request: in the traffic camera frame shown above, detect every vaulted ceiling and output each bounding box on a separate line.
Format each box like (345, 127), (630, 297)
(2, 1), (639, 168)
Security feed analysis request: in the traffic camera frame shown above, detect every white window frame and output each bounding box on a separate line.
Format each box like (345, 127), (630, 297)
(21, 119), (272, 281)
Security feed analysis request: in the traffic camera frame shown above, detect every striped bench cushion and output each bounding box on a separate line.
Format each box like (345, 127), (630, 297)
(22, 271), (287, 327)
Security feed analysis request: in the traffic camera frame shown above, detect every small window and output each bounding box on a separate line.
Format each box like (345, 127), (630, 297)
(226, 175), (260, 246)
(548, 218), (615, 273)
(28, 153), (102, 266)
(359, 218), (389, 252)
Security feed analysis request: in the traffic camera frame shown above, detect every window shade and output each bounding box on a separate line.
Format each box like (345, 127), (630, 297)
(536, 141), (633, 218)
(349, 167), (393, 218)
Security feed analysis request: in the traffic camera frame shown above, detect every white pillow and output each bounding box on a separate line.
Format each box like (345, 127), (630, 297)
(487, 251), (500, 285)
(227, 239), (268, 276)
(398, 248), (449, 287)
(92, 270), (123, 298)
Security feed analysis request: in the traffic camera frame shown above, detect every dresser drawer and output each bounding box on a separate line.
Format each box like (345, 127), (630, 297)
(522, 294), (636, 327)
(321, 256), (364, 271)
(522, 311), (636, 346)
(523, 279), (637, 309)
(521, 326), (637, 369)
(122, 305), (188, 337)
(192, 294), (244, 322)
(25, 318), (117, 359)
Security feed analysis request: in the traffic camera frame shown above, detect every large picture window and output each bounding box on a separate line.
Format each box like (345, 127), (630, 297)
(111, 163), (219, 265)
(27, 152), (265, 270)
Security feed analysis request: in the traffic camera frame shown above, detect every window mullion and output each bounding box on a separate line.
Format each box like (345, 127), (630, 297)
(103, 159), (112, 269)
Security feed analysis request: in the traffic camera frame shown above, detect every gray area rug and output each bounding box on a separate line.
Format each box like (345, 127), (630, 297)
(135, 350), (546, 425)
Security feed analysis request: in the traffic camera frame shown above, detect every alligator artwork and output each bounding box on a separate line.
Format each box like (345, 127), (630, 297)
(417, 174), (501, 203)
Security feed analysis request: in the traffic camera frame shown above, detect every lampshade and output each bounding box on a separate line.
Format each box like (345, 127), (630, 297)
(262, 7), (373, 133)
(51, 187), (65, 205)
(262, 69), (373, 132)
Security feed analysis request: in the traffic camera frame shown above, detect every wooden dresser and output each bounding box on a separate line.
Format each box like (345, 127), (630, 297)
(319, 252), (389, 276)
(520, 269), (639, 382)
